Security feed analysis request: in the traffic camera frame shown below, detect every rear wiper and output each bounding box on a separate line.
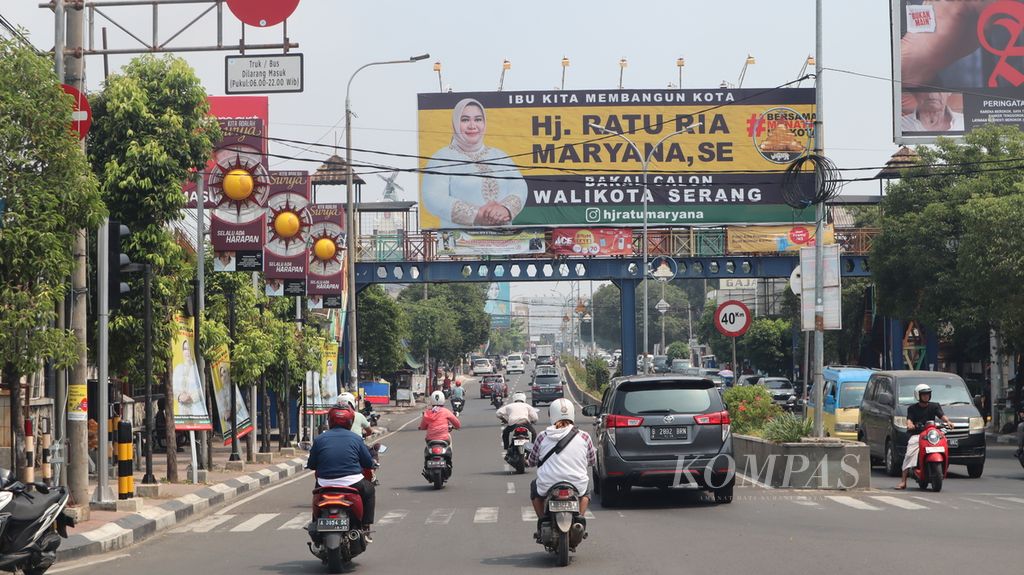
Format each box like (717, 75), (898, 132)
(947, 401), (971, 405)
(636, 409), (673, 415)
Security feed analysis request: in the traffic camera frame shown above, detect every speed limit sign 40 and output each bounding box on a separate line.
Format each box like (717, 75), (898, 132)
(715, 300), (751, 337)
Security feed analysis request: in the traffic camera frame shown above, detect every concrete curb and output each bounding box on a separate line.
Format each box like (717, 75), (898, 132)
(562, 365), (600, 405)
(57, 456), (308, 562)
(986, 432), (1017, 445)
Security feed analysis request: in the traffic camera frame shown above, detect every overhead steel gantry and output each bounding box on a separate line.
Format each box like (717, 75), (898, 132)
(355, 254), (870, 376)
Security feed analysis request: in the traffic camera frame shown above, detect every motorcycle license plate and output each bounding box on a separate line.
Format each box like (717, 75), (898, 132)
(513, 439), (529, 446)
(924, 446), (945, 453)
(317, 517), (349, 531)
(427, 459), (447, 468)
(548, 500), (579, 512)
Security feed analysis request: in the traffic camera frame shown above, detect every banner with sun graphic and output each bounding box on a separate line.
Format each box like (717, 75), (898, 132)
(209, 117), (271, 272)
(306, 203), (346, 309)
(264, 171), (311, 296)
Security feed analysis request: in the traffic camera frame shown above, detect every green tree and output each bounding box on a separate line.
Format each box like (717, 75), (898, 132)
(666, 341), (690, 363)
(489, 318), (527, 355)
(405, 297), (462, 369)
(0, 37), (105, 477)
(358, 285), (405, 376)
(88, 54), (219, 382)
(591, 280), (695, 353)
(398, 283), (491, 362)
(742, 318), (792, 376)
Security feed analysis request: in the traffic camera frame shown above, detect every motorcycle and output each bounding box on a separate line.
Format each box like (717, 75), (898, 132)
(536, 482), (587, 567)
(360, 404), (380, 428)
(450, 398), (465, 417)
(503, 424), (532, 474)
(307, 485), (369, 573)
(0, 469), (76, 575)
(911, 421), (950, 492)
(364, 444), (386, 486)
(491, 394), (503, 410)
(422, 439), (453, 490)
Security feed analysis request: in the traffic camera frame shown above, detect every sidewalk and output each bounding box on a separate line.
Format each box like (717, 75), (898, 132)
(58, 403), (422, 562)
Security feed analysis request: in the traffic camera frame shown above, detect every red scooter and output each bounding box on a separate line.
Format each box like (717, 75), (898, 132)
(307, 486), (368, 573)
(911, 421), (950, 492)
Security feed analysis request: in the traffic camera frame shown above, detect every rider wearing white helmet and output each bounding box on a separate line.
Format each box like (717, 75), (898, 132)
(336, 392), (373, 438)
(496, 392), (539, 449)
(527, 398), (596, 533)
(419, 390), (461, 444)
(896, 382), (955, 489)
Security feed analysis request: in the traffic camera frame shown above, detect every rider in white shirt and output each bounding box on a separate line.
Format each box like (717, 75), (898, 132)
(496, 392), (539, 449)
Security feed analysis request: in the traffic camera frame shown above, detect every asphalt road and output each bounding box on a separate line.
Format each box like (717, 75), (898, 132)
(55, 366), (1022, 574)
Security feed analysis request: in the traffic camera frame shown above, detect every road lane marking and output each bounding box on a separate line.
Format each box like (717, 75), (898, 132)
(997, 497), (1024, 505)
(911, 496), (956, 509)
(49, 554), (132, 574)
(230, 513), (280, 532)
(826, 496), (880, 511)
(216, 469), (313, 515)
(792, 496), (820, 507)
(507, 482), (516, 494)
(522, 506), (537, 521)
(278, 513), (310, 530)
(474, 507), (499, 523)
(963, 497), (1010, 510)
(870, 496), (927, 510)
(172, 513), (235, 533)
(503, 463), (514, 473)
(426, 508), (456, 525)
(378, 510), (409, 525)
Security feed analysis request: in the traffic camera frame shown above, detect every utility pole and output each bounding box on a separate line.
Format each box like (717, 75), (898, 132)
(63, 1), (90, 515)
(812, 0), (826, 437)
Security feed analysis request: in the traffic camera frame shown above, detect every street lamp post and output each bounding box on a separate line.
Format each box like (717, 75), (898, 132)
(588, 123), (701, 372)
(618, 58), (628, 89)
(498, 59), (511, 91)
(676, 57), (685, 88)
(561, 56), (570, 90)
(345, 54), (429, 390)
(433, 61), (443, 92)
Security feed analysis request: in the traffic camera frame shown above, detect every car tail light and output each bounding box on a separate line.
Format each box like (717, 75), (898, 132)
(605, 414), (644, 428)
(694, 411), (730, 425)
(554, 386), (563, 393)
(532, 386), (540, 392)
(430, 447), (443, 454)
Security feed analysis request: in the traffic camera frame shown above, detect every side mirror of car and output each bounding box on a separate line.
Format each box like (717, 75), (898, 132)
(581, 404), (600, 417)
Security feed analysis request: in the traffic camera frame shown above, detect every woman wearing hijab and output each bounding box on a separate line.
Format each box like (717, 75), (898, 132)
(422, 98), (528, 228)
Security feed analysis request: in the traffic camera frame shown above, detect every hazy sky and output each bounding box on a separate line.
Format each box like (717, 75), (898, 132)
(4, 0), (900, 306)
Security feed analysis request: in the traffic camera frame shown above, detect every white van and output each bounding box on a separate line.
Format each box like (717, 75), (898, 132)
(506, 354), (525, 374)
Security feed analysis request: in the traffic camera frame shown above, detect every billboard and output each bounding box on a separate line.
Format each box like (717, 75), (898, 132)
(892, 0), (1024, 143)
(485, 282), (511, 328)
(417, 89), (815, 228)
(307, 203), (347, 309)
(209, 344), (253, 445)
(184, 96), (269, 209)
(550, 228), (633, 256)
(264, 171), (310, 297)
(170, 315), (212, 431)
(435, 229), (545, 256)
(726, 224), (835, 253)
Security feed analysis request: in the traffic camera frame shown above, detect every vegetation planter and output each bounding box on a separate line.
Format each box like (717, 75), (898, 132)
(733, 434), (871, 490)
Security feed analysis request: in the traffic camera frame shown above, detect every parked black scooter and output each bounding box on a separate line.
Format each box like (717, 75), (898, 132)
(0, 469), (75, 575)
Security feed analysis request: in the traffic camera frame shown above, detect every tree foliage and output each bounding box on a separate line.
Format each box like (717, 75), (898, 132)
(489, 318), (527, 356)
(88, 54), (219, 382)
(666, 341), (690, 363)
(591, 280), (697, 353)
(398, 283), (491, 363)
(358, 285), (405, 376)
(0, 37), (105, 376)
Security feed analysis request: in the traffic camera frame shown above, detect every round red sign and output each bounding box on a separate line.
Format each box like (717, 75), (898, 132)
(225, 0), (300, 28)
(61, 84), (91, 139)
(788, 226), (810, 245)
(714, 300), (752, 338)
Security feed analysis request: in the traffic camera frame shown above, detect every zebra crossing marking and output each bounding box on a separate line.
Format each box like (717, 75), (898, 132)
(230, 513), (280, 532)
(826, 496), (881, 511)
(426, 508), (457, 525)
(278, 513), (310, 531)
(473, 507), (499, 523)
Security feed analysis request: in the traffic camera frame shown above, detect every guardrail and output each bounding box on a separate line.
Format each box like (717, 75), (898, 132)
(353, 227), (880, 263)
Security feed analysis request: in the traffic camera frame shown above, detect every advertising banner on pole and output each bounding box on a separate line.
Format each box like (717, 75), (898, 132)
(799, 244), (842, 331)
(321, 341), (340, 409)
(307, 203), (347, 309)
(892, 0), (1024, 143)
(264, 171), (310, 296)
(170, 315), (213, 431)
(209, 344), (253, 444)
(417, 89), (815, 228)
(435, 229), (546, 256)
(185, 96), (269, 209)
(208, 117), (271, 271)
(726, 224), (835, 253)
(303, 371), (324, 415)
(485, 282), (511, 328)
(550, 228), (633, 256)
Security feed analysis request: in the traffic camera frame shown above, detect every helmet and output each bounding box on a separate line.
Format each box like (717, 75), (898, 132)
(431, 390), (446, 406)
(914, 383), (932, 402)
(455, 380), (462, 387)
(548, 398), (575, 424)
(336, 392), (357, 410)
(513, 392), (526, 403)
(328, 407), (355, 430)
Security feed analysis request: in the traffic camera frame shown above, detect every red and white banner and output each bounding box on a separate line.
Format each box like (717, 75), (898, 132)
(306, 204), (346, 309)
(264, 171), (310, 296)
(550, 228), (633, 256)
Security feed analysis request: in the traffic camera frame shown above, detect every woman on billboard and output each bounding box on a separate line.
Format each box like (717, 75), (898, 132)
(422, 98), (527, 228)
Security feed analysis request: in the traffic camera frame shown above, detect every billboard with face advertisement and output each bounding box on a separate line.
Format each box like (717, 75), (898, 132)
(417, 89), (816, 228)
(892, 0), (1024, 143)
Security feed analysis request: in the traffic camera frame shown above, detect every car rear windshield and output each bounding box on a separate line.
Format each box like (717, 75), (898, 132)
(764, 379), (793, 390)
(508, 355), (522, 361)
(474, 359), (489, 366)
(483, 375), (502, 383)
(897, 378), (972, 405)
(534, 375), (560, 386)
(838, 384), (867, 408)
(536, 367), (557, 375)
(618, 381), (716, 415)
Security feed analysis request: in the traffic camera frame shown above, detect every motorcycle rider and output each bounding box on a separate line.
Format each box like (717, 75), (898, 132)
(496, 392), (539, 449)
(450, 379), (466, 409)
(528, 398), (596, 534)
(336, 392), (373, 439)
(419, 390), (461, 449)
(896, 383), (955, 489)
(306, 407), (377, 542)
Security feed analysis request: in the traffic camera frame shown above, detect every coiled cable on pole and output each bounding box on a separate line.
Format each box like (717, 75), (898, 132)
(781, 153), (844, 209)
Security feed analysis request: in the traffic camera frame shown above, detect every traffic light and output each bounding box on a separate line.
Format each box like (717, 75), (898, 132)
(108, 220), (131, 311)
